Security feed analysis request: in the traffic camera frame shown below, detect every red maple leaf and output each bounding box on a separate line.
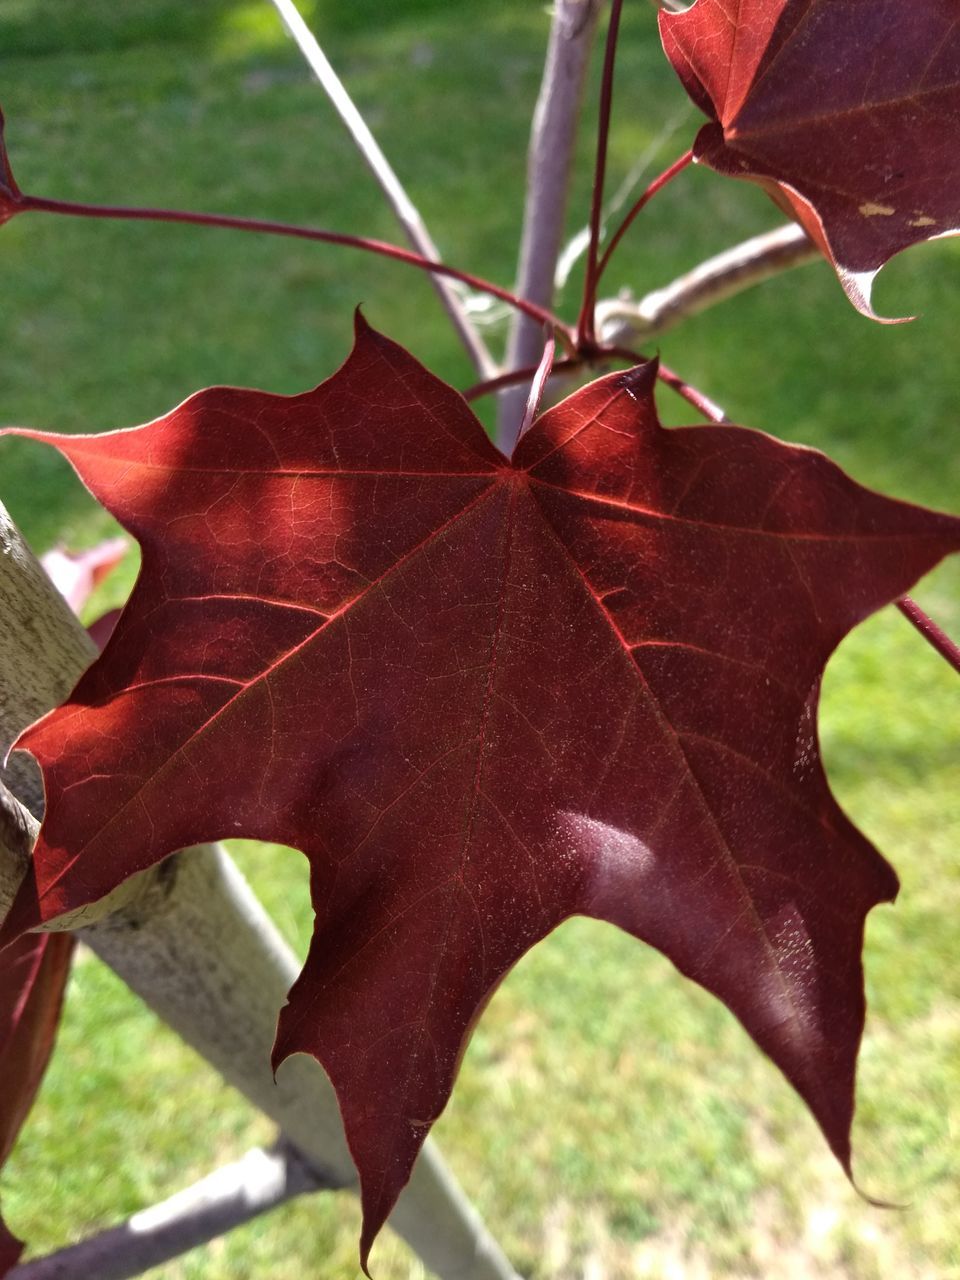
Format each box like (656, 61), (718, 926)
(0, 930), (75, 1275)
(3, 317), (959, 1264)
(659, 0), (960, 317)
(0, 1225), (20, 1280)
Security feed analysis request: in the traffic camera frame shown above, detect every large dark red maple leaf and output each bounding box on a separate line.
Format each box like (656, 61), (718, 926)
(2, 316), (959, 1264)
(659, 0), (960, 317)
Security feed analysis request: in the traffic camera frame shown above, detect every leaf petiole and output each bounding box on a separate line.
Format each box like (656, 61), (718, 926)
(896, 597), (960, 676)
(19, 193), (575, 348)
(577, 0), (625, 348)
(463, 358), (583, 403)
(594, 148), (694, 285)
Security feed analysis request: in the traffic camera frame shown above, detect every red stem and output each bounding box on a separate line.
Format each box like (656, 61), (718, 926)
(577, 0), (624, 348)
(896, 597), (960, 675)
(21, 194), (575, 345)
(595, 149), (693, 284)
(463, 358), (583, 402)
(20, 189), (725, 427)
(656, 362), (729, 424)
(467, 343), (728, 427)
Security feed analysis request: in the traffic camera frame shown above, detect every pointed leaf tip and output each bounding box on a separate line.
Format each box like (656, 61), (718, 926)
(616, 357), (659, 398)
(837, 263), (916, 326)
(352, 304), (371, 335)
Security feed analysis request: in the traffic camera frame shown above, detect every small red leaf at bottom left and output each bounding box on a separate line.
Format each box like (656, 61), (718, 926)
(41, 538), (128, 617)
(0, 931), (75, 1274)
(0, 106), (24, 227)
(0, 1222), (21, 1277)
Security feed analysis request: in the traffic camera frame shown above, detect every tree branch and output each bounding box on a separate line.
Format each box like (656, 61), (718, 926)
(267, 0), (497, 378)
(0, 783), (31, 904)
(497, 0), (604, 450)
(595, 222), (819, 344)
(10, 1144), (325, 1280)
(0, 506), (160, 930)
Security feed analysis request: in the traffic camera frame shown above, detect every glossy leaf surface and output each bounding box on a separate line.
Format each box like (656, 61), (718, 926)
(3, 318), (959, 1262)
(0, 931), (75, 1274)
(659, 0), (960, 316)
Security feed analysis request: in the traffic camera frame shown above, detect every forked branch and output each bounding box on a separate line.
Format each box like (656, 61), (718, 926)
(9, 1145), (326, 1280)
(595, 222), (819, 343)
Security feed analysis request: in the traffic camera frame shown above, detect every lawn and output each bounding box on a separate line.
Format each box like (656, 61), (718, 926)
(1, 2), (958, 1278)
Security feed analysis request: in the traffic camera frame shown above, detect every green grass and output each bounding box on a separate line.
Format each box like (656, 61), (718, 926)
(1, 3), (958, 1277)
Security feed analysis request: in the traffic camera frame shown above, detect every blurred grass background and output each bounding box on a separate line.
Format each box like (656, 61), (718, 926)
(0, 2), (958, 1277)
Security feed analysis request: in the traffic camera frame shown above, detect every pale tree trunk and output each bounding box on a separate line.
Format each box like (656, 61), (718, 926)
(498, 0), (604, 450)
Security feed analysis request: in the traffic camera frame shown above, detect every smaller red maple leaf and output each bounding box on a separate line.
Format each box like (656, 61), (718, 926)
(660, 0), (960, 318)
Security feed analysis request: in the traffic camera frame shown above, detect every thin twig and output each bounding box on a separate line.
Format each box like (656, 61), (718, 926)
(21, 195), (573, 340)
(465, 357), (584, 403)
(578, 0), (624, 346)
(554, 98), (695, 291)
(595, 222), (819, 343)
(266, 0), (496, 378)
(657, 362), (729, 423)
(498, 0), (604, 449)
(896, 597), (960, 675)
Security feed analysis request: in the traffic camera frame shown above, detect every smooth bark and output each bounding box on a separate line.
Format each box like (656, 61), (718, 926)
(10, 1144), (322, 1280)
(498, 0), (603, 449)
(594, 222), (818, 343)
